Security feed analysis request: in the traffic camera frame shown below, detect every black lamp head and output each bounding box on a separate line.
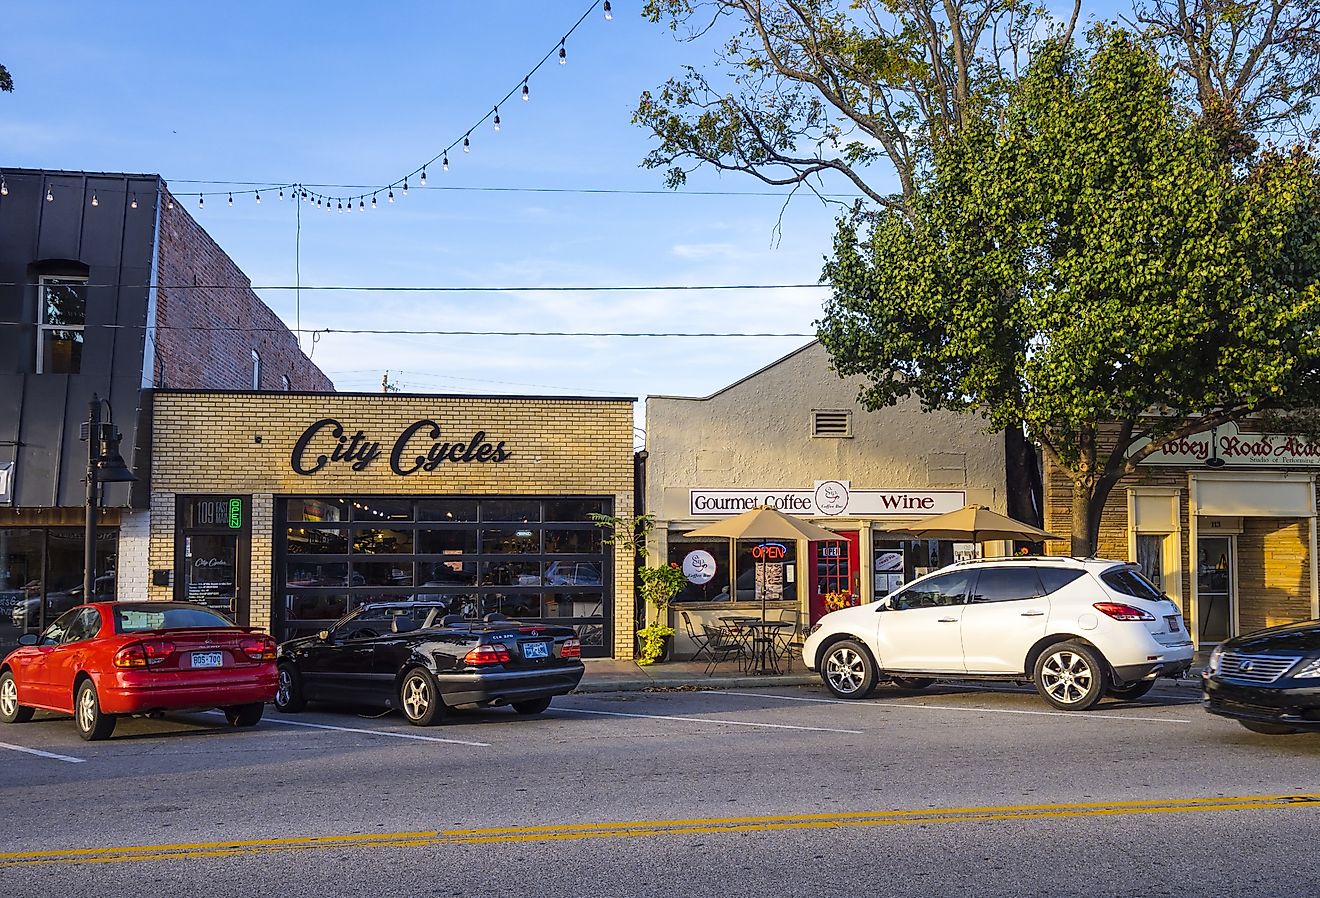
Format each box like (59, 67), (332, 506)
(97, 433), (138, 483)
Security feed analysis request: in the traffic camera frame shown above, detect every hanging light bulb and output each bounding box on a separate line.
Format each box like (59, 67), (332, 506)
(167, 197), (174, 210)
(279, 188), (285, 201)
(0, 176), (7, 196)
(228, 192), (234, 207)
(604, 0), (613, 20)
(388, 188), (395, 203)
(371, 193), (377, 209)
(420, 168), (427, 187)
(255, 191), (262, 204)
(130, 194), (138, 209)
(337, 200), (343, 213)
(403, 178), (409, 196)
(91, 192), (99, 207)
(463, 134), (471, 153)
(559, 39), (567, 64)
(522, 80), (529, 101)
(199, 195), (205, 208)
(493, 107), (501, 131)
(442, 154), (449, 171)
(46, 186), (54, 202)
(359, 198), (365, 212)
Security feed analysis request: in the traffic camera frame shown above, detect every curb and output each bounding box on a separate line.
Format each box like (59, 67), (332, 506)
(576, 674), (818, 693)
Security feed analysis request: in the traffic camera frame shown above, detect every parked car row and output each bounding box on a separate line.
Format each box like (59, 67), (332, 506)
(0, 600), (584, 740)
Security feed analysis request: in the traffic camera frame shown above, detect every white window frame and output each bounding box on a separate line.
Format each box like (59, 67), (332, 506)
(251, 350), (262, 389)
(36, 275), (88, 374)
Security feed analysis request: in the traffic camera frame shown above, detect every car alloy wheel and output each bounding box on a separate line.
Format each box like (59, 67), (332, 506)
(821, 640), (877, 699)
(74, 680), (116, 741)
(399, 669), (443, 726)
(275, 665), (306, 713)
(1, 672), (33, 724)
(1034, 642), (1105, 711)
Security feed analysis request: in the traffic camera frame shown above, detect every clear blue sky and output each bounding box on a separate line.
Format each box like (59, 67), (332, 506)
(2, 1), (1091, 431)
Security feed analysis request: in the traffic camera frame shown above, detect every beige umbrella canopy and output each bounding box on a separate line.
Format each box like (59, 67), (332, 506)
(889, 504), (1061, 544)
(685, 506), (840, 622)
(684, 505), (842, 542)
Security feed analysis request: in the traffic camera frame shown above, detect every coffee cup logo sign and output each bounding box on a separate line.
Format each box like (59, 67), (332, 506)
(682, 550), (717, 584)
(291, 418), (511, 476)
(814, 480), (850, 515)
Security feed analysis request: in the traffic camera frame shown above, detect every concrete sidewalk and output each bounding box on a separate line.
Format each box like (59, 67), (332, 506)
(577, 654), (1209, 694)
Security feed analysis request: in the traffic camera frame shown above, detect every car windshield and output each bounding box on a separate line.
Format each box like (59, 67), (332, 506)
(113, 604), (235, 633)
(1101, 568), (1165, 601)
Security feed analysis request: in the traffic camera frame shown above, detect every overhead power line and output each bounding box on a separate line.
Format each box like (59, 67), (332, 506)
(0, 320), (814, 338)
(0, 282), (831, 292)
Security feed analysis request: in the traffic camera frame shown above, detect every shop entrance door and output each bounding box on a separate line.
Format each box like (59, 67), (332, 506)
(809, 531), (860, 623)
(1196, 536), (1235, 643)
(177, 497), (251, 626)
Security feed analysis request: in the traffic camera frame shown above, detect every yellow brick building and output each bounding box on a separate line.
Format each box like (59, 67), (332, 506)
(1044, 422), (1320, 647)
(142, 390), (636, 658)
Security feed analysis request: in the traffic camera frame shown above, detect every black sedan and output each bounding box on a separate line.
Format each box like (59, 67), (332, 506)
(275, 603), (584, 726)
(1202, 618), (1320, 735)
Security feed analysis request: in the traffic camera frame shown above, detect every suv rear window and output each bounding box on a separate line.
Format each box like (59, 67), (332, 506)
(1037, 568), (1086, 594)
(1100, 568), (1164, 601)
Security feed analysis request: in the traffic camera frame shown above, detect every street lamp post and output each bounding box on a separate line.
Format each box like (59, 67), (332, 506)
(82, 394), (136, 603)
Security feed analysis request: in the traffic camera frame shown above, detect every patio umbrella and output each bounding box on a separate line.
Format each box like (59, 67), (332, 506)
(888, 504), (1061, 546)
(685, 505), (840, 622)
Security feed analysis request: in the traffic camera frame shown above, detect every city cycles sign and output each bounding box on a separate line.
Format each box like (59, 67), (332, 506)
(291, 418), (511, 476)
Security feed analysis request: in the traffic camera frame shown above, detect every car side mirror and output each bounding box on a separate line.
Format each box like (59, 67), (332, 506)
(317, 629), (331, 642)
(17, 633), (38, 646)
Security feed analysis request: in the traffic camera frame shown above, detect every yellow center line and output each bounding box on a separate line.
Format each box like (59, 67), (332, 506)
(3, 794), (1316, 868)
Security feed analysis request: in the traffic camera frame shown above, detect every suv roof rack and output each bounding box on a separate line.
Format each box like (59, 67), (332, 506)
(951, 555), (1090, 566)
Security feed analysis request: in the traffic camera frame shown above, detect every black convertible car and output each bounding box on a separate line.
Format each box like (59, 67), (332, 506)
(275, 602), (585, 725)
(1202, 618), (1320, 735)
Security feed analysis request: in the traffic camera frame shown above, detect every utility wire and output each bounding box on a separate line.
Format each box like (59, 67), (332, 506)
(0, 281), (829, 292)
(0, 320), (813, 337)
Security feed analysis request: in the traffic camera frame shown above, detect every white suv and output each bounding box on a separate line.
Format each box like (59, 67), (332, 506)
(802, 557), (1193, 710)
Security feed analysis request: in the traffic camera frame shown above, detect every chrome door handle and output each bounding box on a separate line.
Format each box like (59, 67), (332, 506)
(1020, 611), (1045, 617)
(937, 618), (958, 623)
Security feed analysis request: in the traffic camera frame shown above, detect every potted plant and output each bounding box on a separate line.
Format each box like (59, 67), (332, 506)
(592, 512), (687, 665)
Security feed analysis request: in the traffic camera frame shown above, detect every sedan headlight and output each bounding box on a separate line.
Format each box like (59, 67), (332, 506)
(1294, 658), (1320, 679)
(1205, 645), (1225, 676)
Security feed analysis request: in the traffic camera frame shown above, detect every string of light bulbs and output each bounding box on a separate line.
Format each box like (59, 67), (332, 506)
(1, 0), (613, 213)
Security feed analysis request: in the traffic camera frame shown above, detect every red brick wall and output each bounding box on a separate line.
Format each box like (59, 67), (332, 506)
(152, 187), (334, 392)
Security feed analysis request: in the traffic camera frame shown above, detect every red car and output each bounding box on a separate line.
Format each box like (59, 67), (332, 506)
(0, 602), (277, 741)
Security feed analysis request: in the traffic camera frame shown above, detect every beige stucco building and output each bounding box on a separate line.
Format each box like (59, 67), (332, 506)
(143, 389), (636, 658)
(645, 342), (1013, 656)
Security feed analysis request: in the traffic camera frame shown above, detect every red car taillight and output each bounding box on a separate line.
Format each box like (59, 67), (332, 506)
(561, 638), (581, 659)
(240, 635), (277, 661)
(113, 644), (147, 668)
(113, 640), (175, 668)
(1094, 602), (1156, 622)
(462, 644), (511, 666)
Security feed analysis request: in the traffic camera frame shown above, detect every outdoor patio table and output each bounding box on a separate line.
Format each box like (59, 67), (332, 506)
(739, 620), (792, 675)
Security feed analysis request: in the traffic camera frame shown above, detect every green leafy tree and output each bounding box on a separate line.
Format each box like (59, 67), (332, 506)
(0, 63), (12, 93)
(817, 31), (1320, 555)
(633, 0), (1074, 214)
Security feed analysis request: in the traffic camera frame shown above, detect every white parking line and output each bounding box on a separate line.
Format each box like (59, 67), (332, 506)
(720, 691), (1192, 724)
(0, 740), (85, 763)
(203, 713), (491, 746)
(556, 706), (863, 734)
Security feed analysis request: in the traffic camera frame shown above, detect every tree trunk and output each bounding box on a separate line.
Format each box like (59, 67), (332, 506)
(1070, 476), (1121, 558)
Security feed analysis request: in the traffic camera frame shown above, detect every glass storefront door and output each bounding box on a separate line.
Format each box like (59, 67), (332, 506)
(1197, 536), (1234, 643)
(808, 532), (859, 623)
(177, 497), (250, 625)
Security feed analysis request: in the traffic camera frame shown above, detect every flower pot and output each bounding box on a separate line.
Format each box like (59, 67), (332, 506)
(635, 631), (673, 664)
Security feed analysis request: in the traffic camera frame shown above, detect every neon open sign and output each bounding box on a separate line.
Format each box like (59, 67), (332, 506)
(750, 543), (788, 560)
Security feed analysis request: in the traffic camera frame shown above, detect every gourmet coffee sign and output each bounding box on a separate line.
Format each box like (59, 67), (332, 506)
(291, 418), (511, 476)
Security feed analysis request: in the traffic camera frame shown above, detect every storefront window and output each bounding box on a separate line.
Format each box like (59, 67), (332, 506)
(0, 528), (116, 654)
(736, 539), (793, 604)
(872, 534), (952, 596)
(667, 539), (730, 602)
(276, 496), (612, 655)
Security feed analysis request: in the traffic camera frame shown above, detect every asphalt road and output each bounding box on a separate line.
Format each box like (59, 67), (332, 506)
(2, 679), (1317, 897)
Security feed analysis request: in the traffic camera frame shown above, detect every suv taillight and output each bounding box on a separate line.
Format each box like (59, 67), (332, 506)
(561, 638), (581, 659)
(1093, 602), (1156, 622)
(240, 635), (277, 661)
(463, 644), (511, 666)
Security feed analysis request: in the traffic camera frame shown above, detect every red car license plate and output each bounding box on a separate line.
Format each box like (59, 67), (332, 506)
(1165, 615), (1180, 633)
(192, 651), (223, 668)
